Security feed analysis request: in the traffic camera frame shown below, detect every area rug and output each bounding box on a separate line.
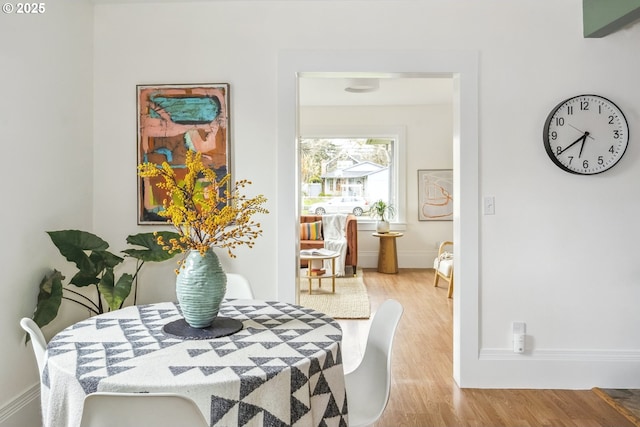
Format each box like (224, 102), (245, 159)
(593, 388), (640, 427)
(298, 269), (370, 319)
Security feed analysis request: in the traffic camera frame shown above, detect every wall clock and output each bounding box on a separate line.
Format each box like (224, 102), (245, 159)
(543, 94), (629, 175)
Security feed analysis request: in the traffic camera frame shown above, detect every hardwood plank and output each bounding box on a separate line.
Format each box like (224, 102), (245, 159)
(592, 388), (640, 427)
(337, 268), (634, 427)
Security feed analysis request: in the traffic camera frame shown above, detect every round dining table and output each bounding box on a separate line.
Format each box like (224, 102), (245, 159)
(41, 299), (348, 427)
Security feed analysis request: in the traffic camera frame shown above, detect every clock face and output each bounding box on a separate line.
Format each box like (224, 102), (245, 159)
(543, 94), (629, 175)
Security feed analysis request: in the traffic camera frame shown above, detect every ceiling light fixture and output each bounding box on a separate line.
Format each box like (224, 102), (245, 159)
(344, 78), (380, 93)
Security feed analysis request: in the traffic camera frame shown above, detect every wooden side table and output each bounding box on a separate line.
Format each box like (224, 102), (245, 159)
(299, 250), (339, 294)
(373, 232), (403, 274)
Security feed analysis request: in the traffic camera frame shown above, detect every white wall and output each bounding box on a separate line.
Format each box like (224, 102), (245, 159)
(90, 0), (640, 389)
(4, 0), (640, 423)
(0, 1), (93, 425)
(301, 104), (454, 268)
(91, 1), (281, 303)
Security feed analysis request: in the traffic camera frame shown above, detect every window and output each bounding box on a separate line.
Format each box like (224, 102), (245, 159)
(300, 133), (405, 227)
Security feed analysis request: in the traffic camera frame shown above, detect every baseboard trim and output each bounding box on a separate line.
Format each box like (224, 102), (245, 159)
(0, 383), (39, 424)
(359, 251), (437, 269)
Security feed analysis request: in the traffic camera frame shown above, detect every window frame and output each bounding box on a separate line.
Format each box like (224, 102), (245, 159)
(300, 125), (407, 231)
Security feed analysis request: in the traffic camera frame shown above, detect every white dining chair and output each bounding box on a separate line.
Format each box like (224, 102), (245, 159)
(225, 273), (255, 299)
(344, 299), (403, 427)
(79, 392), (208, 427)
(19, 318), (47, 377)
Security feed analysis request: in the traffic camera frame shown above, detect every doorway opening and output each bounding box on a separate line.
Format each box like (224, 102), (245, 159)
(277, 50), (479, 385)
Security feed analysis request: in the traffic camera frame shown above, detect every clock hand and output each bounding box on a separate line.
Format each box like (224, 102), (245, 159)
(558, 132), (588, 155)
(578, 131), (591, 158)
(578, 134), (587, 158)
(569, 124), (584, 133)
(569, 124), (595, 140)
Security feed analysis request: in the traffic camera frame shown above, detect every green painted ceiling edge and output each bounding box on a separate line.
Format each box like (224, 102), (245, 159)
(583, 0), (640, 37)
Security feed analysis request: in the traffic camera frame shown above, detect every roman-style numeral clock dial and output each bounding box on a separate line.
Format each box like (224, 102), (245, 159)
(543, 94), (629, 175)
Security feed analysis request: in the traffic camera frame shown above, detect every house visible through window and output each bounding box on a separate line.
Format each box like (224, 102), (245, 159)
(300, 137), (396, 220)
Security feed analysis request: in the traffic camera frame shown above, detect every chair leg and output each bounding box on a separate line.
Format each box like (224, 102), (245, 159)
(447, 275), (454, 298)
(433, 271), (440, 287)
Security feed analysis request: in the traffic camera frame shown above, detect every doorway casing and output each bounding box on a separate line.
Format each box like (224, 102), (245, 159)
(277, 50), (479, 386)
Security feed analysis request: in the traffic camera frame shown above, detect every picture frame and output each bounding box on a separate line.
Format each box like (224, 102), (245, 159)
(137, 83), (230, 224)
(418, 169), (453, 221)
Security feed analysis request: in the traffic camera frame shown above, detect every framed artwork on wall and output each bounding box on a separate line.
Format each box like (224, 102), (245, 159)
(418, 169), (453, 221)
(137, 83), (230, 224)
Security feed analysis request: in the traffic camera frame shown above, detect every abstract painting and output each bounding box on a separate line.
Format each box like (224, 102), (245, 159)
(418, 169), (453, 221)
(137, 83), (229, 224)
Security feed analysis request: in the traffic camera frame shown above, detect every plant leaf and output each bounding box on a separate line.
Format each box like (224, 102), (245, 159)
(123, 231), (181, 262)
(90, 250), (124, 270)
(29, 270), (65, 342)
(69, 271), (100, 287)
(47, 230), (108, 273)
(98, 270), (133, 311)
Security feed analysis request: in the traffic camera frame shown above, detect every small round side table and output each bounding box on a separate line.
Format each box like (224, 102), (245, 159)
(299, 250), (340, 294)
(372, 232), (403, 274)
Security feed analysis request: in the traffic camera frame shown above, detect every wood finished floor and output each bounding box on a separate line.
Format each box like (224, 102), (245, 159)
(336, 268), (633, 427)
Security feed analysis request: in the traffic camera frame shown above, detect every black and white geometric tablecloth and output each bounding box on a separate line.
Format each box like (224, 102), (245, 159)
(41, 300), (348, 427)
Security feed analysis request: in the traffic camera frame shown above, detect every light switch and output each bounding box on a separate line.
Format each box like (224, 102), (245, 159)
(483, 196), (495, 215)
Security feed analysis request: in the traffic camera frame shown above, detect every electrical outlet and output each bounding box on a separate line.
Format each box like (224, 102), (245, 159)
(513, 333), (525, 353)
(512, 322), (526, 353)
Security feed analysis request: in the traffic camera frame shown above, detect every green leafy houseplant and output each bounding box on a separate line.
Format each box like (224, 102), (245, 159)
(368, 199), (396, 221)
(30, 229), (180, 336)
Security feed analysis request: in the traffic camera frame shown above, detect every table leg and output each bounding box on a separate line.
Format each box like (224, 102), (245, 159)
(331, 257), (336, 293)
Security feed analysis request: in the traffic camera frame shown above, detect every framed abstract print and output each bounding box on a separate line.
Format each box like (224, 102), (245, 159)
(418, 169), (453, 221)
(137, 83), (230, 224)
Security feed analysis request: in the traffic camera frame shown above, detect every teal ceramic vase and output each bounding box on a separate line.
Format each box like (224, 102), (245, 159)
(176, 249), (227, 328)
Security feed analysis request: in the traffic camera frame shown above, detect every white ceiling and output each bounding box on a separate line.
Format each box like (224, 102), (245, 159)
(299, 76), (454, 107)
